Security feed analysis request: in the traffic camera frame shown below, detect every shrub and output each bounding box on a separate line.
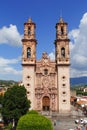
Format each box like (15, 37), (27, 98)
(4, 123), (12, 130)
(16, 113), (53, 130)
(27, 110), (38, 115)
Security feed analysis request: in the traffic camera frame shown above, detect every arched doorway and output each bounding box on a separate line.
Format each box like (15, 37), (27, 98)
(42, 96), (50, 111)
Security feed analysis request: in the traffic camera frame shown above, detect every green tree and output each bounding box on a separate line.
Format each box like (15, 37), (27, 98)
(0, 95), (3, 113)
(0, 95), (3, 105)
(1, 85), (30, 126)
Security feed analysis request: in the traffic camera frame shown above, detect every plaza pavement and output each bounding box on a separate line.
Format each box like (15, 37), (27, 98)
(51, 106), (86, 130)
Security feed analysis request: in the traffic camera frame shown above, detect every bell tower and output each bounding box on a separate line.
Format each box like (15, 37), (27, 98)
(55, 17), (70, 113)
(22, 18), (37, 64)
(22, 18), (37, 109)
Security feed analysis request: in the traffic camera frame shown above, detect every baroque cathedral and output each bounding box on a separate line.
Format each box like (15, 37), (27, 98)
(22, 17), (71, 114)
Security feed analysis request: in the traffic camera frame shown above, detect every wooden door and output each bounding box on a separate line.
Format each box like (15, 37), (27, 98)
(42, 96), (50, 111)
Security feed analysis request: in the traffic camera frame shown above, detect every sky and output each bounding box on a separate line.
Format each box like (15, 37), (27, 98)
(0, 0), (87, 81)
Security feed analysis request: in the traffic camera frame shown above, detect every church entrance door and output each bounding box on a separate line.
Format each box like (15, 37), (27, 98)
(42, 96), (50, 111)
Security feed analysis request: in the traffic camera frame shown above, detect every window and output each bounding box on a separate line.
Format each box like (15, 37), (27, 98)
(62, 76), (66, 79)
(44, 69), (48, 75)
(28, 27), (31, 35)
(61, 47), (65, 57)
(27, 91), (30, 95)
(27, 76), (30, 79)
(61, 26), (64, 35)
(27, 47), (31, 58)
(62, 84), (66, 87)
(63, 100), (66, 103)
(27, 83), (30, 86)
(63, 92), (66, 94)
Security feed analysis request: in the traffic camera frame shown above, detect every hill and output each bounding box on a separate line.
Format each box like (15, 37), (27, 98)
(0, 77), (87, 87)
(70, 76), (87, 86)
(0, 80), (18, 87)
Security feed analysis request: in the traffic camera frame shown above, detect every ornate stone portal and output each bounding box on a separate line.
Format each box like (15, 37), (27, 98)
(22, 18), (71, 114)
(35, 52), (57, 111)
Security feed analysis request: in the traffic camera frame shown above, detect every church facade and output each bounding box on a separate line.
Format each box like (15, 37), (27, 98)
(22, 17), (71, 114)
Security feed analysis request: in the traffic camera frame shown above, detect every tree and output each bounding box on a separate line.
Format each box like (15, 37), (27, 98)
(1, 85), (30, 126)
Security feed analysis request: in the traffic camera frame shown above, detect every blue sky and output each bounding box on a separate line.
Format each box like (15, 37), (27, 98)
(0, 0), (87, 81)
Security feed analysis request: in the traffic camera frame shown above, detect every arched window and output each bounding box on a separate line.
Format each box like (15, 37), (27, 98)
(44, 69), (48, 75)
(27, 47), (31, 58)
(28, 27), (31, 35)
(61, 47), (65, 57)
(61, 26), (64, 35)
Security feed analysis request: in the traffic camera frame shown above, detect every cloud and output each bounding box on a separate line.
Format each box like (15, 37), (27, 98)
(48, 12), (87, 78)
(0, 24), (22, 80)
(49, 49), (55, 61)
(0, 13), (87, 80)
(70, 68), (87, 78)
(0, 57), (22, 81)
(0, 24), (22, 46)
(69, 12), (87, 77)
(0, 57), (19, 66)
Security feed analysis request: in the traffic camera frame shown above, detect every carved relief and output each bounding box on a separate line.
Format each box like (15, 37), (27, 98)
(50, 80), (55, 87)
(37, 100), (41, 110)
(51, 67), (55, 73)
(42, 76), (49, 88)
(52, 98), (55, 111)
(35, 87), (43, 99)
(42, 52), (48, 59)
(41, 52), (50, 66)
(36, 74), (41, 87)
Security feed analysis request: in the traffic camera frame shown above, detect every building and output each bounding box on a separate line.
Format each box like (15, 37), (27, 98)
(22, 17), (70, 114)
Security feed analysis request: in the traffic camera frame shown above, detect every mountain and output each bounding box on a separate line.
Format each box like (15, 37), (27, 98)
(0, 77), (87, 87)
(70, 76), (87, 86)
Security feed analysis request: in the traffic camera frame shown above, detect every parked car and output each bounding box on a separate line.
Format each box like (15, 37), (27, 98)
(75, 118), (87, 125)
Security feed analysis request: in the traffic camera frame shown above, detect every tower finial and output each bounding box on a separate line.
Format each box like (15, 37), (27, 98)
(60, 9), (63, 18)
(59, 17), (64, 23)
(28, 17), (32, 23)
(59, 9), (64, 23)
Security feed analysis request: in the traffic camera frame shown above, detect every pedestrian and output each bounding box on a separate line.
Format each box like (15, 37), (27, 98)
(54, 120), (56, 126)
(82, 127), (85, 130)
(78, 126), (81, 130)
(86, 125), (87, 130)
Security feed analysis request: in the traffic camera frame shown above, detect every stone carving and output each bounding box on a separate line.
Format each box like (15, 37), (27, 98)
(52, 98), (55, 111)
(37, 100), (41, 109)
(36, 74), (41, 87)
(42, 52), (48, 59)
(42, 76), (49, 88)
(51, 67), (55, 73)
